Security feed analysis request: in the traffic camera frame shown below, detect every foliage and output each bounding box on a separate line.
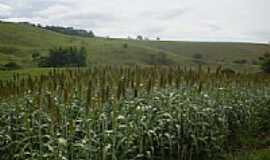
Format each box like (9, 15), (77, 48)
(226, 149), (270, 160)
(221, 68), (236, 75)
(3, 62), (21, 70)
(145, 52), (175, 65)
(32, 51), (40, 65)
(262, 59), (270, 73)
(123, 43), (128, 49)
(44, 25), (95, 38)
(0, 66), (270, 160)
(259, 52), (270, 73)
(37, 46), (87, 67)
(193, 53), (203, 59)
(136, 35), (143, 40)
(0, 46), (19, 55)
(233, 59), (248, 64)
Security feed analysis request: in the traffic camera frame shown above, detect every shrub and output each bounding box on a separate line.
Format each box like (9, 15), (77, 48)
(37, 46), (87, 67)
(261, 59), (270, 73)
(0, 46), (19, 55)
(233, 59), (247, 64)
(193, 53), (203, 59)
(259, 52), (270, 73)
(123, 43), (128, 49)
(251, 60), (258, 65)
(263, 52), (270, 58)
(221, 68), (236, 75)
(136, 35), (143, 40)
(3, 62), (21, 70)
(0, 64), (5, 70)
(145, 52), (174, 65)
(44, 26), (95, 38)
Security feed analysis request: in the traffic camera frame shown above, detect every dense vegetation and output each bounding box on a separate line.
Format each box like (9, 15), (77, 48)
(0, 66), (269, 160)
(35, 46), (87, 67)
(259, 52), (270, 73)
(43, 25), (95, 38)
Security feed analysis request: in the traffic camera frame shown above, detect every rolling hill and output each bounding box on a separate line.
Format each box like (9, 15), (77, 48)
(0, 21), (269, 71)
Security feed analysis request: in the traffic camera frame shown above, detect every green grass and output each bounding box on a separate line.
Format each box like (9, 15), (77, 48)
(227, 149), (270, 160)
(0, 68), (51, 80)
(0, 21), (269, 71)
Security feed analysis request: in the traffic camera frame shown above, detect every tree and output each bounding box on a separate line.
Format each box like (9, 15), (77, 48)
(263, 52), (270, 58)
(156, 37), (160, 41)
(4, 62), (21, 70)
(32, 51), (40, 61)
(259, 51), (270, 73)
(44, 26), (95, 38)
(262, 59), (270, 73)
(37, 46), (87, 67)
(145, 52), (174, 65)
(123, 43), (128, 49)
(136, 35), (143, 40)
(193, 53), (203, 59)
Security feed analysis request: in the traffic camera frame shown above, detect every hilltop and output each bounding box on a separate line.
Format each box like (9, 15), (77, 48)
(0, 21), (269, 71)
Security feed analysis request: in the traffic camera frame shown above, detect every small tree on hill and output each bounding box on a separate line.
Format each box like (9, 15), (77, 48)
(262, 60), (270, 73)
(136, 35), (143, 40)
(259, 51), (270, 73)
(193, 53), (203, 59)
(4, 62), (21, 70)
(37, 46), (87, 67)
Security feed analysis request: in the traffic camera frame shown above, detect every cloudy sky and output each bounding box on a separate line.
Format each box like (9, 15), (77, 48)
(0, 0), (269, 43)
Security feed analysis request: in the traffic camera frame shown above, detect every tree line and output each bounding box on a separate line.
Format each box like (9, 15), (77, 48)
(17, 22), (95, 38)
(43, 26), (95, 38)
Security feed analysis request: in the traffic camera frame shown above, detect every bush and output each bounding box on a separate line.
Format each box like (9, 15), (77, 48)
(44, 26), (95, 38)
(259, 52), (270, 73)
(0, 64), (5, 71)
(263, 52), (270, 58)
(233, 59), (247, 64)
(221, 68), (236, 75)
(123, 43), (128, 49)
(251, 60), (258, 65)
(261, 59), (270, 73)
(3, 62), (21, 70)
(193, 53), (203, 59)
(136, 35), (143, 40)
(0, 46), (19, 55)
(145, 52), (175, 65)
(37, 46), (87, 67)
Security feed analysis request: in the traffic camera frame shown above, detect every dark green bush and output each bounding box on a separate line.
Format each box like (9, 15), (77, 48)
(123, 43), (128, 49)
(3, 62), (21, 70)
(261, 59), (270, 73)
(37, 46), (87, 67)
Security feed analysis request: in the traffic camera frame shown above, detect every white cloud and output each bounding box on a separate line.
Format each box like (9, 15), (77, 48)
(0, 0), (269, 43)
(0, 3), (12, 18)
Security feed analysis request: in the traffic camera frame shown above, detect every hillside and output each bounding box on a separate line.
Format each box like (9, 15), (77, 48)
(0, 21), (269, 71)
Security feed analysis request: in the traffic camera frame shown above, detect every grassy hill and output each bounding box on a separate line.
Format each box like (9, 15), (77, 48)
(0, 21), (269, 71)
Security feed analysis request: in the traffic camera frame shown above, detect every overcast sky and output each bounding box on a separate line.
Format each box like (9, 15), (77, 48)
(0, 0), (269, 43)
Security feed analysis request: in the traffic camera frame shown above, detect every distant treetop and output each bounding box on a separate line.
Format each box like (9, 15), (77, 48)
(17, 22), (95, 38)
(44, 26), (95, 38)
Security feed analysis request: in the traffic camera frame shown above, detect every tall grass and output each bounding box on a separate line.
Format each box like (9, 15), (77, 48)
(0, 65), (269, 160)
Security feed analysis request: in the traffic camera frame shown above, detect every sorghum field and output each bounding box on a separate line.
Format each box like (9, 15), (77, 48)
(0, 66), (270, 160)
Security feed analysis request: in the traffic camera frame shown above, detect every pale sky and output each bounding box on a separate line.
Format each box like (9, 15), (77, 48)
(0, 0), (269, 43)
